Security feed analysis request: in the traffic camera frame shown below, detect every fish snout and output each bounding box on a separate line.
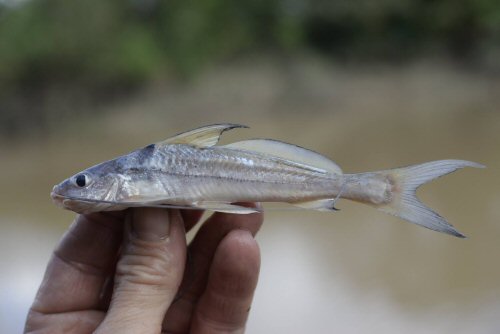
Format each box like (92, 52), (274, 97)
(51, 185), (65, 207)
(50, 184), (99, 213)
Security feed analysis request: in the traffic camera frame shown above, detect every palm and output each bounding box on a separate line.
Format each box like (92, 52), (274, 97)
(25, 207), (262, 334)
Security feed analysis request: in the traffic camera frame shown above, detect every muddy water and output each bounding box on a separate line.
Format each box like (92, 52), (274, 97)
(1, 60), (499, 333)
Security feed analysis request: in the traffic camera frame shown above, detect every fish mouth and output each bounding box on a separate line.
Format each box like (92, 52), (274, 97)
(51, 186), (66, 208)
(50, 186), (104, 214)
(51, 186), (85, 212)
(51, 193), (91, 213)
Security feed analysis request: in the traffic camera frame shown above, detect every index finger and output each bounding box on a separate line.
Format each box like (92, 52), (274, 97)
(30, 211), (125, 314)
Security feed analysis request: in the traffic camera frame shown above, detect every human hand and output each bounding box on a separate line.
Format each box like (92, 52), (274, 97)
(25, 205), (263, 333)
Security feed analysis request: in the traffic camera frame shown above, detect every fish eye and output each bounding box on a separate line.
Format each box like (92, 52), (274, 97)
(74, 174), (90, 188)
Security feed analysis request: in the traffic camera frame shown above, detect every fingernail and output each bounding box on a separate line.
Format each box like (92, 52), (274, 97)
(131, 208), (170, 241)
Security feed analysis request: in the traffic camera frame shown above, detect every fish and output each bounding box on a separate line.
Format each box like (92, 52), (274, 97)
(51, 123), (484, 238)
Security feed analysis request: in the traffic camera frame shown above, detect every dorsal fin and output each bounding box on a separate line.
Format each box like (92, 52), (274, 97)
(157, 123), (249, 148)
(224, 139), (343, 174)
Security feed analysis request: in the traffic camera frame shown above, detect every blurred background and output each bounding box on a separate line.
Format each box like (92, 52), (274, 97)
(1, 0), (499, 332)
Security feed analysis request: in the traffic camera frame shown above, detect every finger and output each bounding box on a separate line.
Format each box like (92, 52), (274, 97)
(25, 310), (106, 334)
(162, 204), (263, 333)
(191, 230), (260, 333)
(30, 211), (125, 314)
(98, 209), (204, 308)
(184, 203), (262, 297)
(96, 208), (186, 334)
(181, 209), (205, 233)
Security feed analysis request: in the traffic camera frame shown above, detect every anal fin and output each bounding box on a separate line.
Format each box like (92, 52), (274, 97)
(291, 199), (339, 212)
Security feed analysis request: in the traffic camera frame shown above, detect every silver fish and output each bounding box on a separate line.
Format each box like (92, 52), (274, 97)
(51, 123), (484, 238)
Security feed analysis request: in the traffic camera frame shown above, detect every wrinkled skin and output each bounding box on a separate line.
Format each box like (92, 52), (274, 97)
(25, 205), (263, 334)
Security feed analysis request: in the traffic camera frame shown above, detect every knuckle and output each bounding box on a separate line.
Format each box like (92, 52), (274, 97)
(115, 241), (178, 288)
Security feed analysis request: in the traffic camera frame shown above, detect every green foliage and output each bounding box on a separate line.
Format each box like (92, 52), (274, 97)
(303, 0), (500, 60)
(154, 0), (301, 75)
(1, 0), (496, 89)
(0, 0), (305, 89)
(0, 0), (499, 136)
(0, 0), (159, 88)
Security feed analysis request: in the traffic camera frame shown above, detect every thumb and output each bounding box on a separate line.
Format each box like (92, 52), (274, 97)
(96, 208), (186, 334)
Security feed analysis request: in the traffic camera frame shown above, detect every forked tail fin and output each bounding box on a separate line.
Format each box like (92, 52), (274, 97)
(375, 160), (484, 238)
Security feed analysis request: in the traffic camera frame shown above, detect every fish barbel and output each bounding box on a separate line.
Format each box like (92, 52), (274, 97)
(51, 123), (484, 237)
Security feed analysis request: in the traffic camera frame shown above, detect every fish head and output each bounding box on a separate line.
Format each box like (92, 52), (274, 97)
(51, 161), (122, 214)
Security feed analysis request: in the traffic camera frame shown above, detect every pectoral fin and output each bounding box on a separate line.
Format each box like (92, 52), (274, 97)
(157, 123), (249, 148)
(192, 201), (261, 214)
(61, 196), (260, 214)
(118, 197), (259, 214)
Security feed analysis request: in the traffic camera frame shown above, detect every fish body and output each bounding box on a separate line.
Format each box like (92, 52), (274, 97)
(117, 144), (343, 202)
(52, 124), (483, 238)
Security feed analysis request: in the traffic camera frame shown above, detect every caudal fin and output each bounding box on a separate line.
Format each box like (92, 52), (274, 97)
(375, 160), (484, 238)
